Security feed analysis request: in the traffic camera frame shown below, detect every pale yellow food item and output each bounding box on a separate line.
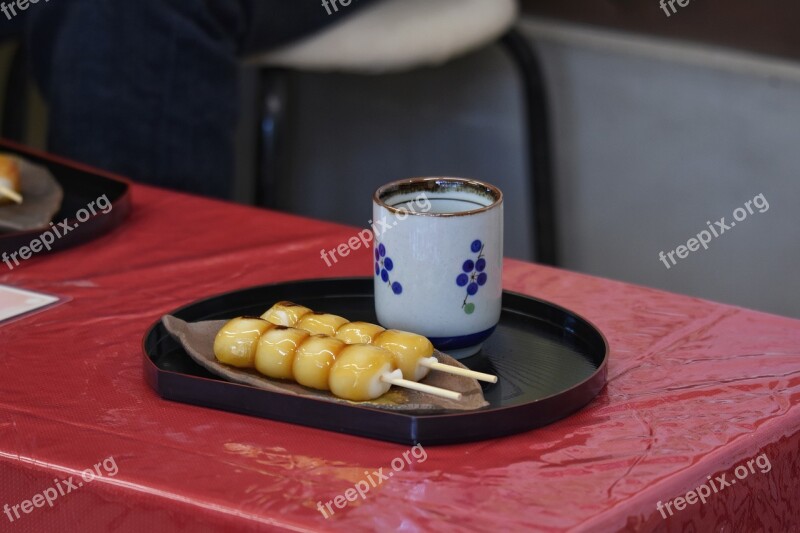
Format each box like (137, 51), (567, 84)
(295, 313), (349, 337)
(292, 335), (346, 390)
(0, 154), (21, 205)
(262, 302), (435, 381)
(213, 317), (461, 401)
(336, 321), (386, 344)
(373, 329), (435, 382)
(254, 326), (309, 380)
(213, 317), (273, 368)
(260, 301), (312, 326)
(328, 345), (395, 402)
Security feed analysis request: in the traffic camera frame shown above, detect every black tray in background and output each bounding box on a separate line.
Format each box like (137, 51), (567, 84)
(143, 278), (608, 445)
(0, 139), (131, 255)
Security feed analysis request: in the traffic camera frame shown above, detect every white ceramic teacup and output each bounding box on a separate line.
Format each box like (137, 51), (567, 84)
(372, 177), (503, 359)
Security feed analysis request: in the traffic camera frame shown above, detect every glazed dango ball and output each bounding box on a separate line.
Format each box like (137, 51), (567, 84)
(213, 317), (272, 368)
(254, 326), (309, 380)
(260, 301), (312, 326)
(328, 345), (396, 401)
(335, 321), (386, 344)
(374, 329), (435, 382)
(296, 313), (349, 337)
(292, 335), (346, 390)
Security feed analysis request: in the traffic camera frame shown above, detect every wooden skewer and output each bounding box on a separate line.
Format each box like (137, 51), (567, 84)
(421, 359), (498, 383)
(381, 370), (463, 401)
(0, 183), (22, 204)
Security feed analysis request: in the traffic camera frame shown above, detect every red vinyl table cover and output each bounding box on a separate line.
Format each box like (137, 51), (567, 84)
(0, 179), (798, 532)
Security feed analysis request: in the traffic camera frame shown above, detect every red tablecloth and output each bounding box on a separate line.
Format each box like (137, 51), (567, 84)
(1, 179), (798, 532)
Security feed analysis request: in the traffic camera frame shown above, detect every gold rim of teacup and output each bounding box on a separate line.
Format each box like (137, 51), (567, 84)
(373, 177), (503, 217)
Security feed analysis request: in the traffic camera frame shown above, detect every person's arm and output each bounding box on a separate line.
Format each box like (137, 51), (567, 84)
(24, 0), (384, 198)
(0, 10), (25, 42)
(241, 0), (385, 54)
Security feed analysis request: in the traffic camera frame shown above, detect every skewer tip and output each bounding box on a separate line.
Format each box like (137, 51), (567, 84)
(0, 184), (22, 204)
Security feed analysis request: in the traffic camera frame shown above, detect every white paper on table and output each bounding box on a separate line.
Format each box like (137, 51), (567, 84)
(0, 285), (61, 324)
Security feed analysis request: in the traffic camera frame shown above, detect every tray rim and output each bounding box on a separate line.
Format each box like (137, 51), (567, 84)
(0, 138), (132, 250)
(142, 277), (609, 442)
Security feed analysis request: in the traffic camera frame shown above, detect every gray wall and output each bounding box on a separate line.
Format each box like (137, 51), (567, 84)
(530, 19), (800, 319)
(244, 18), (800, 319)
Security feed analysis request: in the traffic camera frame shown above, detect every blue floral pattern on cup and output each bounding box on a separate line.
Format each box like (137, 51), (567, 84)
(375, 243), (403, 295)
(456, 239), (487, 314)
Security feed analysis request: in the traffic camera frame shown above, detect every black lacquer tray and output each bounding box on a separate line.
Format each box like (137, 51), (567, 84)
(143, 278), (608, 445)
(0, 139), (131, 255)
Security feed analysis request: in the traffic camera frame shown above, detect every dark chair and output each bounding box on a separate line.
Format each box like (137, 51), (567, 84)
(252, 0), (558, 264)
